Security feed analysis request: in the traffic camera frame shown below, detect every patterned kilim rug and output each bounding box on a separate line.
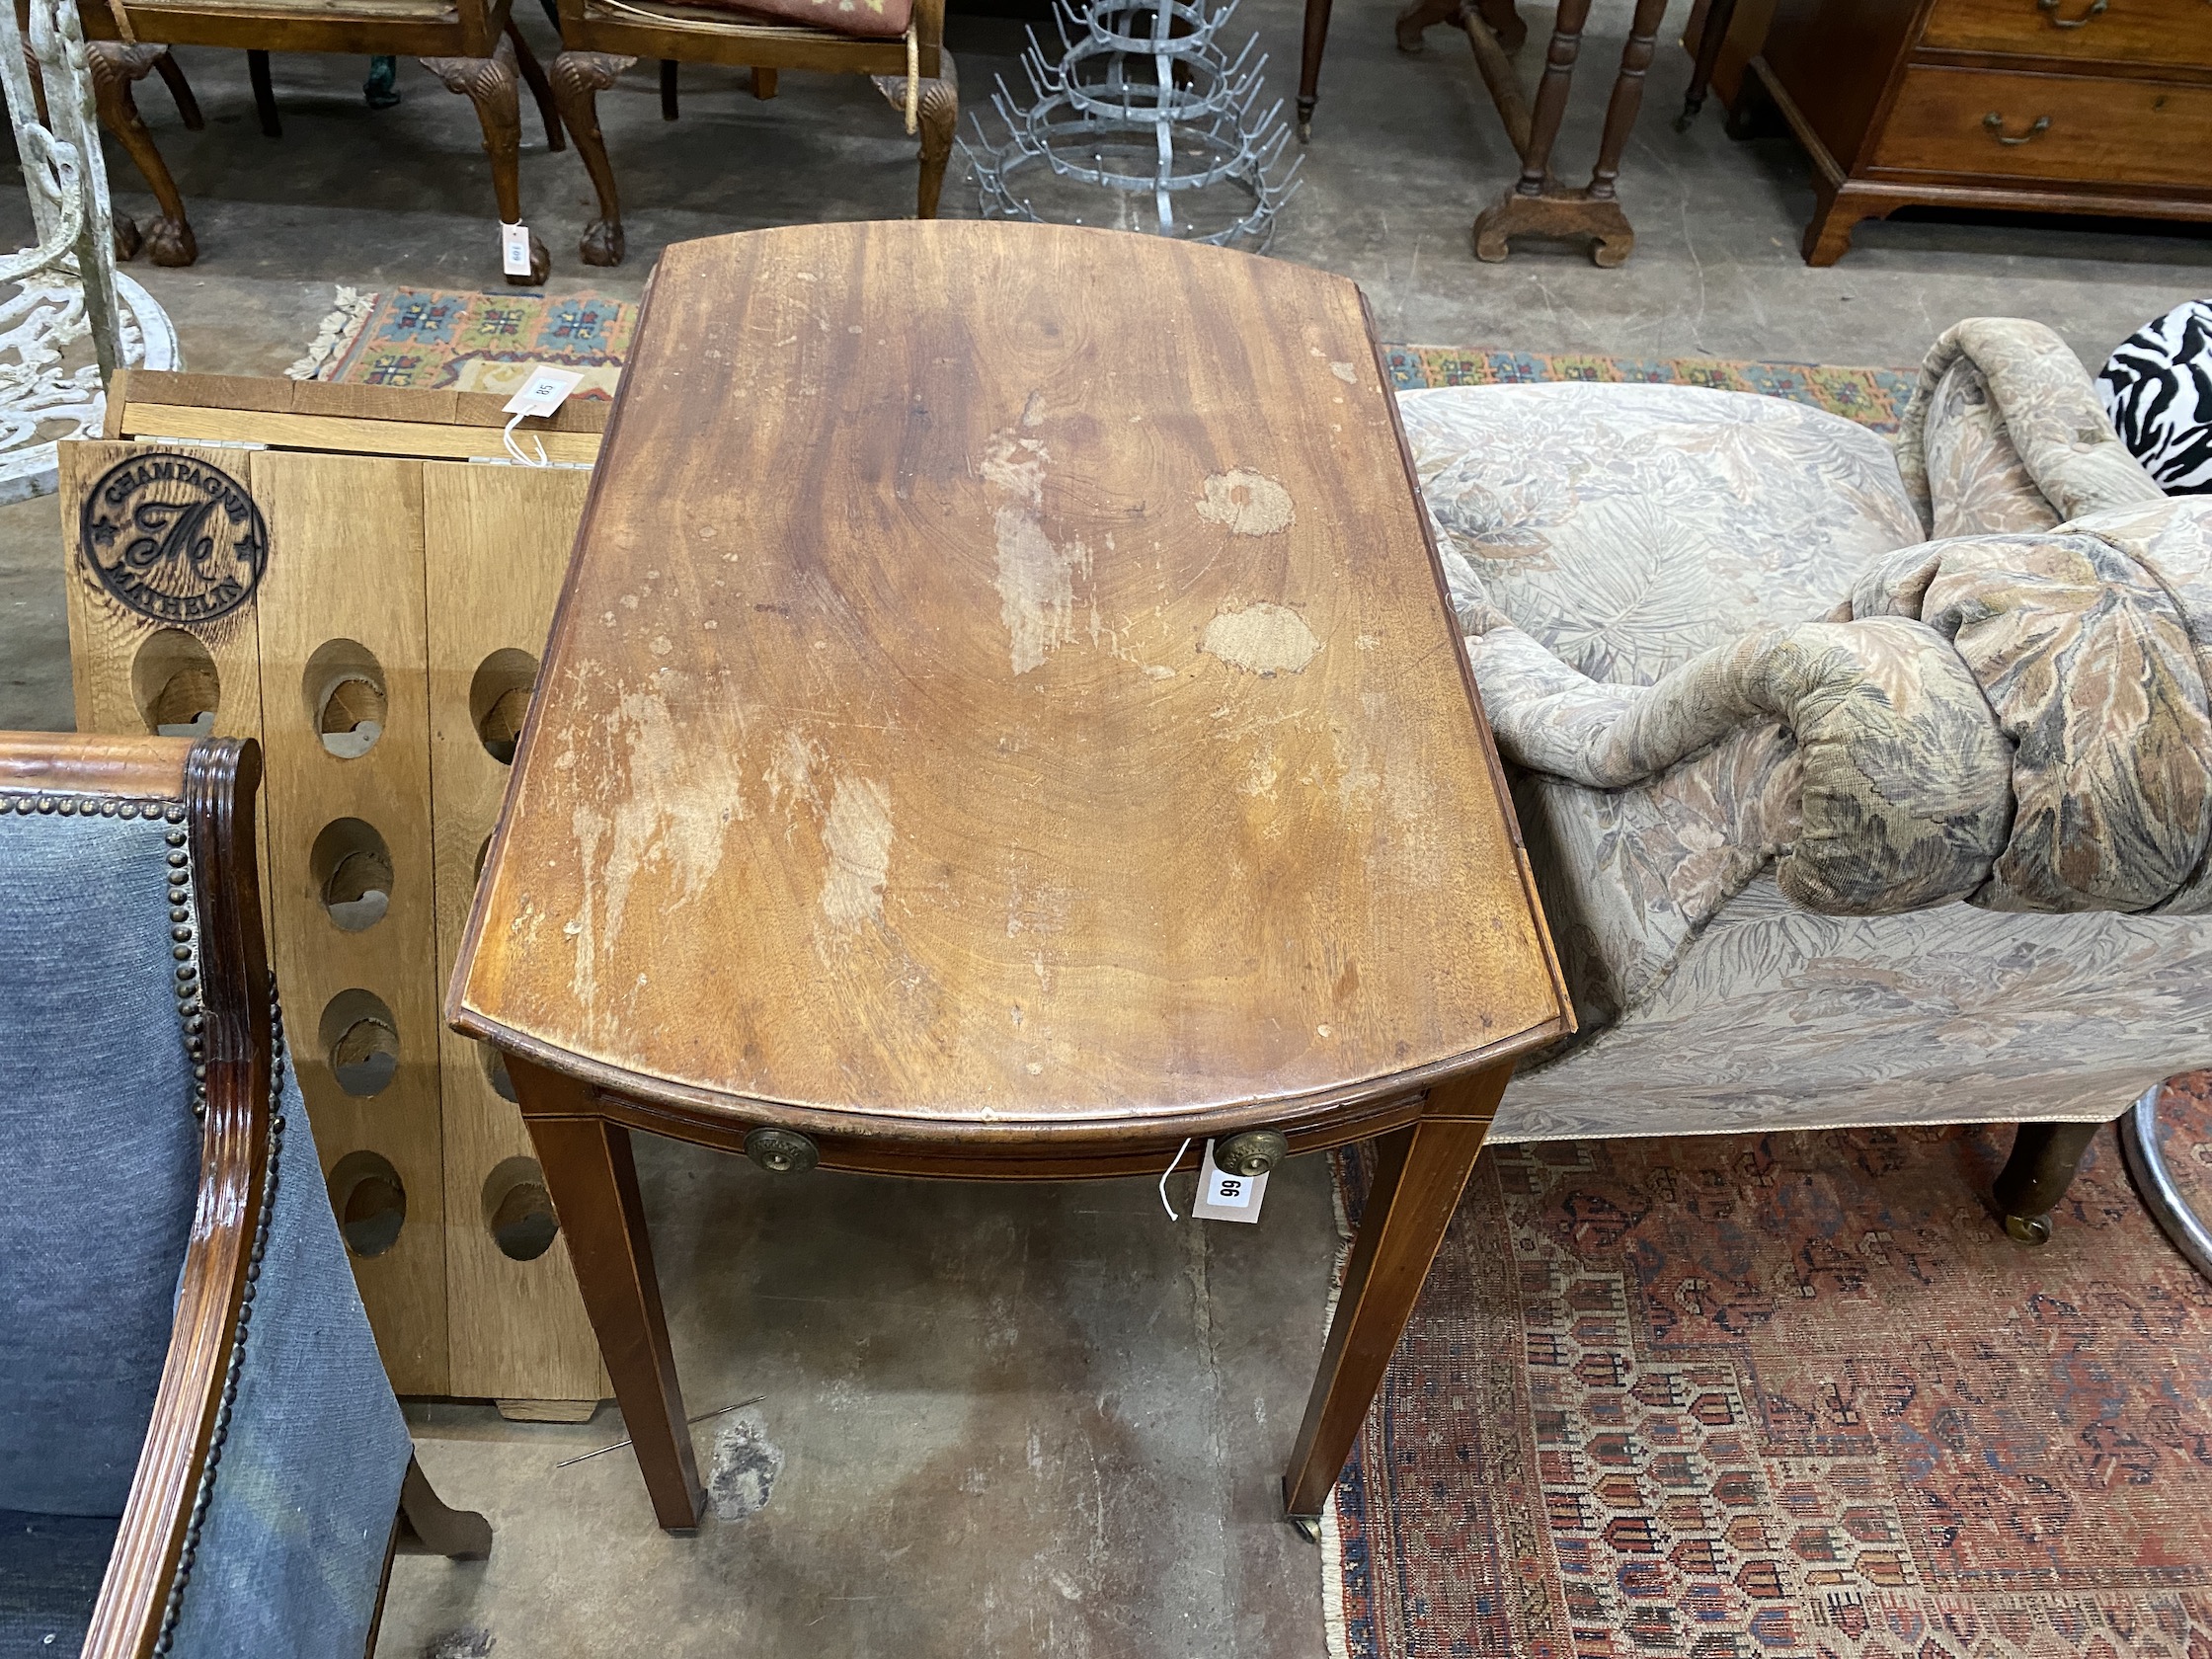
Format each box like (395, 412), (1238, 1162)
(285, 285), (639, 399)
(286, 287), (1919, 431)
(1325, 1082), (2212, 1659)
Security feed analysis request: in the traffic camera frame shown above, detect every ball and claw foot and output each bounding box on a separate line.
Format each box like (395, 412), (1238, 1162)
(581, 217), (624, 267)
(507, 228), (550, 286)
(144, 216), (197, 267)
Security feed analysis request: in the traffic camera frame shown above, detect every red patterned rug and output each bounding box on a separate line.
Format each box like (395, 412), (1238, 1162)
(1325, 1079), (2212, 1659)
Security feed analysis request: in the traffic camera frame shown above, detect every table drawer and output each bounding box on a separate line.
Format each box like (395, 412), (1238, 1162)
(1871, 64), (2212, 186)
(1920, 0), (2212, 69)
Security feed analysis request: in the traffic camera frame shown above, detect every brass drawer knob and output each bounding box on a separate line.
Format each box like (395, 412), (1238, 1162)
(1216, 1130), (1291, 1177)
(1983, 112), (2052, 144)
(745, 1126), (819, 1173)
(2035, 0), (2106, 27)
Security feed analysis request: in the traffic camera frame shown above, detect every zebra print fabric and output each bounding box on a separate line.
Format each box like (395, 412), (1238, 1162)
(2098, 298), (2212, 496)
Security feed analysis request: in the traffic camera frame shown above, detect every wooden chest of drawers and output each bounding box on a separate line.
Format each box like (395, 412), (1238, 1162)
(1747, 0), (2212, 263)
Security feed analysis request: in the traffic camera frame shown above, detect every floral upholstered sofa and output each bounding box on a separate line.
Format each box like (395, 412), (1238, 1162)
(1402, 319), (2212, 1241)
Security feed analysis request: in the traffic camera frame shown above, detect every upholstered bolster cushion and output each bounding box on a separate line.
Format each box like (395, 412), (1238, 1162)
(1896, 317), (2165, 535)
(1471, 497), (2212, 915)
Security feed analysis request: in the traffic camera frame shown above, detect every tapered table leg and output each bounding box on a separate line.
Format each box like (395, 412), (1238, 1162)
(1281, 1062), (1512, 1524)
(514, 1059), (704, 1532)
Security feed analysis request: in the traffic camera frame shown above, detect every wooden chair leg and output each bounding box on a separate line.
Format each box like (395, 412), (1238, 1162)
(85, 41), (197, 266)
(1995, 1119), (2105, 1245)
(1281, 1063), (1512, 1526)
(506, 19), (566, 150)
(419, 38), (551, 285)
(550, 50), (634, 267)
(153, 49), (203, 129)
(516, 1061), (704, 1533)
(660, 56), (677, 119)
(1297, 0), (1333, 139)
(395, 1454), (494, 1559)
(874, 52), (959, 219)
(1676, 0), (1739, 127)
(248, 47), (279, 136)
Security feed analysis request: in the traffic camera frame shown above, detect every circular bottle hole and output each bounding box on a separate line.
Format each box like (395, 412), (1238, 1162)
(309, 818), (393, 932)
(470, 649), (538, 765)
(301, 639), (388, 758)
(482, 1155), (559, 1262)
(481, 1042), (519, 1103)
(130, 628), (221, 737)
(329, 1149), (407, 1257)
(318, 988), (400, 1097)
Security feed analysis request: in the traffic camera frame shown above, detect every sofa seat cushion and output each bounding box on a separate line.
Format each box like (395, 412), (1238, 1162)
(0, 1509), (117, 1656)
(1398, 382), (1925, 685)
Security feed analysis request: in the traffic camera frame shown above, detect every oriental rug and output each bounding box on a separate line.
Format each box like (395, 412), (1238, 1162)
(1323, 1081), (2212, 1659)
(287, 286), (1917, 431)
(285, 285), (637, 400)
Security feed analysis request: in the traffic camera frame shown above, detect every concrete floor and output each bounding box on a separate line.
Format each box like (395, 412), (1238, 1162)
(0, 3), (2207, 1652)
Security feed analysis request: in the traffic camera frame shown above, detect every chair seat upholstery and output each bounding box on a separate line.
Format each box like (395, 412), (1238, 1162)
(1399, 325), (2212, 1143)
(0, 1510), (117, 1656)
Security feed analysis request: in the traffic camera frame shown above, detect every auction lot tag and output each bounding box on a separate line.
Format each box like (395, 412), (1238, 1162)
(502, 221), (534, 277)
(1191, 1140), (1268, 1224)
(504, 366), (584, 419)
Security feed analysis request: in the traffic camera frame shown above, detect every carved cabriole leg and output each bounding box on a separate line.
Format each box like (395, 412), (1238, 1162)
(85, 40), (195, 265)
(420, 37), (551, 285)
(1280, 1062), (1513, 1525)
(506, 19), (566, 150)
(550, 50), (635, 267)
(153, 49), (202, 128)
(871, 49), (958, 219)
(1393, 0), (1459, 55)
(1994, 1120), (2104, 1245)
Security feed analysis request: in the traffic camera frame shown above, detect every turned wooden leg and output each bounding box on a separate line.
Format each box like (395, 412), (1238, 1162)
(395, 1456), (494, 1559)
(1393, 0), (1460, 55)
(1281, 1063), (1512, 1526)
(419, 38), (551, 285)
(86, 41), (196, 266)
(1995, 1120), (2104, 1245)
(873, 50), (959, 219)
(507, 19), (567, 150)
(550, 50), (635, 267)
(1677, 0), (1739, 128)
(1298, 0), (1334, 138)
(1517, 0), (1591, 196)
(1587, 0), (1667, 199)
(154, 49), (203, 129)
(1472, 0), (1526, 51)
(514, 1059), (704, 1533)
(248, 47), (279, 136)
(660, 56), (677, 119)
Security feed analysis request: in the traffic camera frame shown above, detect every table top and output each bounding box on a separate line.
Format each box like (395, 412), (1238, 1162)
(450, 220), (1568, 1146)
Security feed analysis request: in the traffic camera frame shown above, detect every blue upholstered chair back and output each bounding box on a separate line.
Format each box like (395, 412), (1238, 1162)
(0, 799), (201, 1519)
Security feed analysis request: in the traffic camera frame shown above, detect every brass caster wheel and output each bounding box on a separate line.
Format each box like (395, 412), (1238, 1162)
(1288, 1514), (1321, 1542)
(746, 1126), (819, 1174)
(1216, 1129), (1289, 1177)
(2003, 1212), (2052, 1246)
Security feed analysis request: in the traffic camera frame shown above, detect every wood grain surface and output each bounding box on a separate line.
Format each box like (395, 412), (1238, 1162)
(454, 221), (1567, 1143)
(423, 460), (608, 1406)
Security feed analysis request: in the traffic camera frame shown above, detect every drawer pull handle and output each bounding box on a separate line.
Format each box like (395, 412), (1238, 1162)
(2035, 0), (2106, 25)
(1983, 112), (2052, 143)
